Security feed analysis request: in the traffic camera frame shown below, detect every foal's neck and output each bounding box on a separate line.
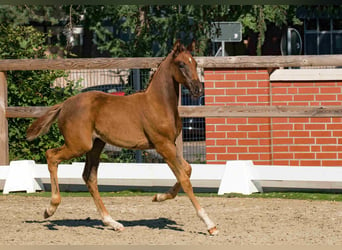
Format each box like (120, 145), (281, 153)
(145, 54), (179, 107)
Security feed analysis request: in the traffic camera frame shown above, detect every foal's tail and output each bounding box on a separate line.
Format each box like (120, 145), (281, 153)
(26, 103), (63, 141)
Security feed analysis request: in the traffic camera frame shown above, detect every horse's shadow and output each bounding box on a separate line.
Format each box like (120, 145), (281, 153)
(25, 217), (184, 232)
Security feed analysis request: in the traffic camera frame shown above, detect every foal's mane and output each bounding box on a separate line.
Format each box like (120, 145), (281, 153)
(141, 45), (187, 93)
(128, 51), (171, 95)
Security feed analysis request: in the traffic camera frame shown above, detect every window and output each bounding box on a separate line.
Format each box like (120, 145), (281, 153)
(304, 18), (342, 55)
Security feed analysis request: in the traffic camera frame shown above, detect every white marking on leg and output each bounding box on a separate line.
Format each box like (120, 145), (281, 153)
(197, 208), (216, 230)
(103, 215), (124, 231)
(153, 193), (170, 202)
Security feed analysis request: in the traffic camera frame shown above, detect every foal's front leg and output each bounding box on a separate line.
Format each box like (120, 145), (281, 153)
(152, 182), (181, 202)
(152, 160), (191, 202)
(152, 135), (186, 202)
(155, 141), (218, 235)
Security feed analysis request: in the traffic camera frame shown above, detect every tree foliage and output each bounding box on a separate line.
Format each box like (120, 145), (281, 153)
(0, 5), (301, 57)
(77, 5), (301, 57)
(0, 5), (67, 26)
(0, 25), (80, 163)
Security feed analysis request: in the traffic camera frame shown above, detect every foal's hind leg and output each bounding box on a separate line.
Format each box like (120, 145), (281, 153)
(82, 139), (124, 231)
(44, 145), (84, 218)
(152, 161), (191, 202)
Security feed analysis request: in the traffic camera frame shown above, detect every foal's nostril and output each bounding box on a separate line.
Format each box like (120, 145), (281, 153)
(196, 84), (203, 96)
(192, 86), (203, 97)
(199, 85), (203, 95)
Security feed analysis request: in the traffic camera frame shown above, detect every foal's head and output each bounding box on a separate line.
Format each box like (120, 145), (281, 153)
(171, 41), (203, 98)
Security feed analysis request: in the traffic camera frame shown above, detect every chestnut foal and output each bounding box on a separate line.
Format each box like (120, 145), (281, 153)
(27, 41), (218, 235)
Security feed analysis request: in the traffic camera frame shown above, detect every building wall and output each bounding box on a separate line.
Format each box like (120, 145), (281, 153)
(204, 68), (342, 166)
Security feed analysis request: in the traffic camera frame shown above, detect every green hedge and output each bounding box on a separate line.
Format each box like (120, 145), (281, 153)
(0, 25), (80, 163)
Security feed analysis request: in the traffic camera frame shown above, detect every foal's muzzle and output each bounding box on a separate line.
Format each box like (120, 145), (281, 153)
(189, 80), (204, 98)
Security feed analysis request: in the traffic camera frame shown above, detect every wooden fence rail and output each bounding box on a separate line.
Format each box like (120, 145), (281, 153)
(5, 105), (342, 119)
(0, 55), (342, 71)
(1, 55), (342, 165)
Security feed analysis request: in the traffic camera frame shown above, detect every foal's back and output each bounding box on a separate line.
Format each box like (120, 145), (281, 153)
(58, 91), (152, 150)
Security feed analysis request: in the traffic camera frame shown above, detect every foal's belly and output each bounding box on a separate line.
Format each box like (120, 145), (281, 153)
(104, 135), (152, 150)
(93, 125), (152, 150)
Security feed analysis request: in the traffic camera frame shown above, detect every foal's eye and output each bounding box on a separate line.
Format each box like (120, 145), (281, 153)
(179, 63), (185, 69)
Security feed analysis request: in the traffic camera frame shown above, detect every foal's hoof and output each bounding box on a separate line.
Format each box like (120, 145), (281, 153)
(111, 224), (125, 232)
(103, 217), (125, 232)
(43, 209), (52, 219)
(152, 194), (160, 202)
(152, 193), (166, 202)
(115, 226), (125, 232)
(208, 226), (219, 236)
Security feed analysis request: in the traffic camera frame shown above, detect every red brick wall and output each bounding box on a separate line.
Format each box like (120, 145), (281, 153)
(204, 68), (342, 166)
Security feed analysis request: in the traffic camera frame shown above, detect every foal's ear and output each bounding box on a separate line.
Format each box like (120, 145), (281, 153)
(173, 40), (186, 57)
(187, 39), (196, 53)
